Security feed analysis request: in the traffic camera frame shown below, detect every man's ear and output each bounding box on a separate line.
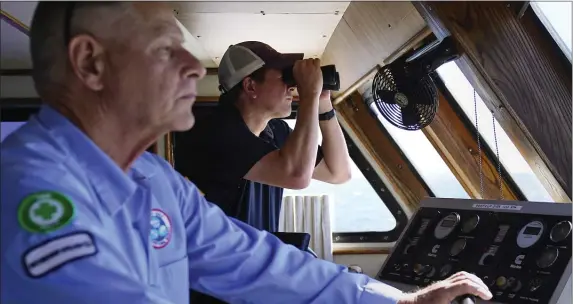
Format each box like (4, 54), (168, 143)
(241, 77), (257, 99)
(68, 34), (106, 91)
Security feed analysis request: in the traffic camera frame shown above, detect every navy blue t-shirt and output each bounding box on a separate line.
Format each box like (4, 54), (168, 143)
(176, 103), (323, 232)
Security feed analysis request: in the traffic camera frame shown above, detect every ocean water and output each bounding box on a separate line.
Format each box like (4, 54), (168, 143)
(283, 161), (397, 233)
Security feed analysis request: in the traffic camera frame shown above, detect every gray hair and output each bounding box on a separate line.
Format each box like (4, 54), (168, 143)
(29, 1), (130, 98)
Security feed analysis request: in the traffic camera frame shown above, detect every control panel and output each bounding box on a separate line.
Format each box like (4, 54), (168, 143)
(376, 198), (571, 304)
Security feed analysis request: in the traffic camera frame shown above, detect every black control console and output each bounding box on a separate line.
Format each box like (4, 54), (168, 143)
(376, 198), (572, 304)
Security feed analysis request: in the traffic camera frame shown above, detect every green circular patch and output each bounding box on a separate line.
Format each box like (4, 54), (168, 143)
(17, 191), (75, 233)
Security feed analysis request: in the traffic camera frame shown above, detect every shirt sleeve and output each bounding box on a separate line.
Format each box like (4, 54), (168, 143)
(172, 169), (404, 304)
(0, 171), (175, 304)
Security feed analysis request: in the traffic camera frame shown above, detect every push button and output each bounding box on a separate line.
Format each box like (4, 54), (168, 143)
(495, 276), (508, 289)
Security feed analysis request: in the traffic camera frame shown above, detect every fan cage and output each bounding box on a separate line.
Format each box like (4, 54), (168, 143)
(371, 66), (439, 131)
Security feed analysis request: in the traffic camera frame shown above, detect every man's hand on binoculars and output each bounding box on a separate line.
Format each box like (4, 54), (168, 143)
(293, 58), (323, 102)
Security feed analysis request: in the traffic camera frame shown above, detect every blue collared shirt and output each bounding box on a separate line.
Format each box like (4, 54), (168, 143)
(1, 105), (404, 304)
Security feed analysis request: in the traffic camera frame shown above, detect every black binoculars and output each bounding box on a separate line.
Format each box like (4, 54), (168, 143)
(281, 65), (340, 91)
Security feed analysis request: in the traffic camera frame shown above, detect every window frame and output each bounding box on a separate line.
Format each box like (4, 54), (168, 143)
(430, 73), (527, 201)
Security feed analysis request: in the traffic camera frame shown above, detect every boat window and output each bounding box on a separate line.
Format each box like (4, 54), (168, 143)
(436, 61), (553, 202)
(530, 1), (572, 60)
(363, 95), (470, 199)
(282, 119), (397, 233)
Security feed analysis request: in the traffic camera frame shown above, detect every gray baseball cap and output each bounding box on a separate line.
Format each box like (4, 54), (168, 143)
(218, 41), (304, 92)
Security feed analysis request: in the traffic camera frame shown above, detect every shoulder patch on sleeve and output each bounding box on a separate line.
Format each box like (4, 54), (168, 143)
(22, 231), (97, 278)
(17, 191), (76, 233)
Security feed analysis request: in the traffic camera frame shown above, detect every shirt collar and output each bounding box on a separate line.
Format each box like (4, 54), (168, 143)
(35, 104), (157, 215)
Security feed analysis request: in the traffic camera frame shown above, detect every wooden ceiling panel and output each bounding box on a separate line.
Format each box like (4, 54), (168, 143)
(175, 2), (350, 66)
(322, 2), (426, 96)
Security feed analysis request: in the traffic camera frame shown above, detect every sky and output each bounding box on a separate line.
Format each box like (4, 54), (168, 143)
(532, 1), (572, 56)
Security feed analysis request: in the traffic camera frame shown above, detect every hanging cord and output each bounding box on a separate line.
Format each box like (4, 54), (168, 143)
(473, 89), (484, 198)
(492, 111), (504, 200)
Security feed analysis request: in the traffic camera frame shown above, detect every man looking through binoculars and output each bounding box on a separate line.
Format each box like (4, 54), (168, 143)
(180, 41), (353, 239)
(182, 42), (354, 303)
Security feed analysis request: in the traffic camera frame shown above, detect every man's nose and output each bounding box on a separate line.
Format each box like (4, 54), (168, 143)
(182, 50), (207, 80)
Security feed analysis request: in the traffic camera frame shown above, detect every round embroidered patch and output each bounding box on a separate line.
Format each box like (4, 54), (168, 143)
(18, 191), (75, 233)
(150, 209), (172, 249)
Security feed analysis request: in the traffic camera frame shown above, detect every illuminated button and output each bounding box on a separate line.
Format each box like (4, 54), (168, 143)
(496, 276), (508, 289)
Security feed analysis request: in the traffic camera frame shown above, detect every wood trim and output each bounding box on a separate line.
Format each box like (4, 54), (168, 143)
(322, 2), (427, 96)
(414, 2), (571, 202)
(206, 68), (218, 76)
(422, 90), (522, 200)
(335, 92), (431, 213)
(333, 248), (391, 255)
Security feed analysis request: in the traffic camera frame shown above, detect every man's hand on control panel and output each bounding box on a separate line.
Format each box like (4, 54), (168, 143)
(397, 271), (493, 304)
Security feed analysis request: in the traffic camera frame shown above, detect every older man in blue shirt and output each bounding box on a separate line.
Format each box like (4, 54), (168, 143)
(1, 2), (492, 304)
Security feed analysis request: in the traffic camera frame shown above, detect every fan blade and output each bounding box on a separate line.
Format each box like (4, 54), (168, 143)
(401, 104), (420, 126)
(407, 78), (434, 105)
(376, 89), (397, 104)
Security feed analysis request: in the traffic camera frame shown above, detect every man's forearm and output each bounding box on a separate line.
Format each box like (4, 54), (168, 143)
(278, 96), (320, 183)
(318, 112), (352, 183)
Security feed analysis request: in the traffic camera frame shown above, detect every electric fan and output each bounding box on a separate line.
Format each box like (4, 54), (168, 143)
(371, 36), (460, 130)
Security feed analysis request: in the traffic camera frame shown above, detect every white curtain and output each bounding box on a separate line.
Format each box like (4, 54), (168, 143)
(278, 195), (334, 262)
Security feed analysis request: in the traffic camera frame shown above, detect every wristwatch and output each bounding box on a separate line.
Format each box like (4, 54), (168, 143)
(319, 108), (336, 121)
